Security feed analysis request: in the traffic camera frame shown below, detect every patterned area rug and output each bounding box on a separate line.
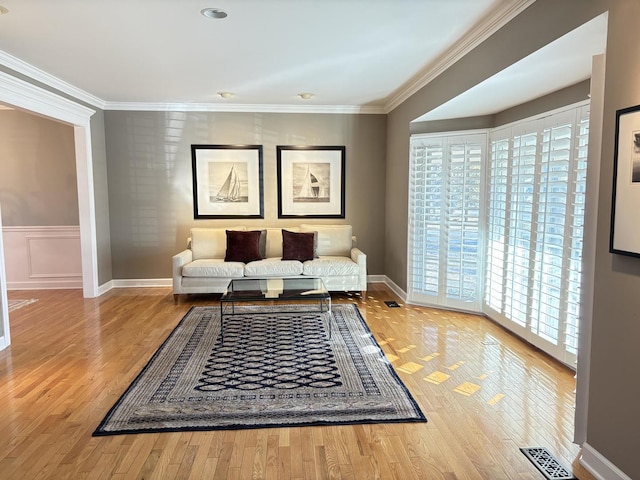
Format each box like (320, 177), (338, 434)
(7, 299), (38, 312)
(93, 304), (426, 435)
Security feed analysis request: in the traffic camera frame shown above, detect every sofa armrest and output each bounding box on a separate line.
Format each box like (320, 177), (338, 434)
(172, 249), (193, 293)
(350, 247), (367, 291)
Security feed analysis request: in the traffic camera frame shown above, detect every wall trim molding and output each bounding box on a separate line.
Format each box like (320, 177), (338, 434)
(3, 226), (83, 290)
(112, 278), (173, 289)
(384, 0), (535, 112)
(382, 276), (408, 302)
(0, 204), (9, 351)
(2, 226), (81, 233)
(103, 102), (385, 115)
(98, 280), (114, 296)
(366, 275), (386, 284)
(581, 443), (632, 480)
(8, 280), (82, 290)
(100, 275), (391, 294)
(1, 1), (533, 116)
(0, 71), (95, 126)
(0, 50), (106, 110)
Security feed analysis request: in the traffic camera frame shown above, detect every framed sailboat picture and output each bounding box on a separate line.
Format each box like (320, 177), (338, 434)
(191, 144), (264, 219)
(277, 145), (345, 218)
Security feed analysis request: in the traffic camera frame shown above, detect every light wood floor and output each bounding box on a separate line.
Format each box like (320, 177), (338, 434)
(0, 284), (595, 479)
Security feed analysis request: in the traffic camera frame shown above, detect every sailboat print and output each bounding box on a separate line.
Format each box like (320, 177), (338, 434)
(211, 164), (243, 202)
(294, 164), (329, 202)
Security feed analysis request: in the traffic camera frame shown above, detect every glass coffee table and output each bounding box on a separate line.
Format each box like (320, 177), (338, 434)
(219, 277), (333, 341)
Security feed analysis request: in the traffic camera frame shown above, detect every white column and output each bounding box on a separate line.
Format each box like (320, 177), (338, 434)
(0, 203), (10, 350)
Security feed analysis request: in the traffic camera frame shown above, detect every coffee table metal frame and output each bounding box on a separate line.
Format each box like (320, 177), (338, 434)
(219, 277), (333, 342)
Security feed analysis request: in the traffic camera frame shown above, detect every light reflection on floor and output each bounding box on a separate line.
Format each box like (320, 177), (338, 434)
(347, 289), (571, 409)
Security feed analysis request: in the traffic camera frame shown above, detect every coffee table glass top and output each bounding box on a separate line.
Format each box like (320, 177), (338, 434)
(221, 277), (329, 302)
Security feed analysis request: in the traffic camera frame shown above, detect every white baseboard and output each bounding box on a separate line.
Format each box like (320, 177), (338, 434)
(580, 442), (632, 480)
(0, 335), (7, 351)
(97, 280), (114, 296)
(99, 276), (390, 295)
(383, 276), (408, 302)
(111, 278), (172, 288)
(99, 276), (401, 298)
(366, 275), (386, 284)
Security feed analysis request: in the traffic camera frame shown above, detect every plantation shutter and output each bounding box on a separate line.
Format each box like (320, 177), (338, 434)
(484, 105), (589, 365)
(408, 133), (485, 312)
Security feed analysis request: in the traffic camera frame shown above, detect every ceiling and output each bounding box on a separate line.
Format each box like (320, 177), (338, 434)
(0, 1), (606, 116)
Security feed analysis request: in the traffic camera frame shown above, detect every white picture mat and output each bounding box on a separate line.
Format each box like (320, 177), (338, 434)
(194, 148), (261, 217)
(612, 111), (640, 254)
(280, 149), (343, 216)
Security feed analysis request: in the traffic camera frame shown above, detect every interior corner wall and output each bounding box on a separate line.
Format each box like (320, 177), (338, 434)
(0, 109), (79, 226)
(104, 111), (387, 279)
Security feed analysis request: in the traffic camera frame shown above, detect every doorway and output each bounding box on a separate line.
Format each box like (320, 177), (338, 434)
(0, 71), (98, 351)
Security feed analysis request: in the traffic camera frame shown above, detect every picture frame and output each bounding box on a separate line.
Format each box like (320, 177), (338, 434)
(276, 145), (346, 218)
(191, 144), (264, 219)
(610, 104), (640, 257)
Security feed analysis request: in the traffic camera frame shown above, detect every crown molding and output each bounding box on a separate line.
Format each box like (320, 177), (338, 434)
(384, 0), (536, 113)
(2, 0), (534, 116)
(103, 102), (386, 115)
(0, 71), (95, 126)
(0, 50), (106, 110)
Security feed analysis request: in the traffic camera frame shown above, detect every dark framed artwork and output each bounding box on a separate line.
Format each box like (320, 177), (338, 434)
(191, 144), (264, 219)
(276, 145), (346, 218)
(610, 104), (640, 256)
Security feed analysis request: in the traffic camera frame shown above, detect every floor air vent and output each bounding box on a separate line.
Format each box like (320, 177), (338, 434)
(520, 447), (577, 480)
(384, 301), (400, 308)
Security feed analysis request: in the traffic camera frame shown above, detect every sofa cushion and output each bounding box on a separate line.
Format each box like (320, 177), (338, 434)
(244, 258), (304, 277)
(300, 224), (352, 256)
(191, 227), (245, 260)
(182, 259), (245, 277)
(282, 230), (315, 262)
(224, 230), (262, 263)
(302, 256), (360, 277)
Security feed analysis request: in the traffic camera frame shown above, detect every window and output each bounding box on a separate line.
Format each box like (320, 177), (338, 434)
(408, 133), (486, 312)
(408, 103), (589, 366)
(485, 105), (589, 365)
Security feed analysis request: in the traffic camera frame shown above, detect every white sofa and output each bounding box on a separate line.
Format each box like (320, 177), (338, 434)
(172, 224), (367, 302)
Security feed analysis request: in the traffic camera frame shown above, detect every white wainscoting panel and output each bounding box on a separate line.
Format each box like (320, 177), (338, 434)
(2, 226), (82, 289)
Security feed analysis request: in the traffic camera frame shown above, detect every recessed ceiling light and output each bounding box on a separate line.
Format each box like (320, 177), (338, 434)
(218, 91), (233, 99)
(201, 8), (227, 19)
(298, 93), (314, 100)
(0, 6), (9, 15)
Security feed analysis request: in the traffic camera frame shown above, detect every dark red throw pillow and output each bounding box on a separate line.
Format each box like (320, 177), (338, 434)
(282, 230), (315, 262)
(224, 230), (262, 263)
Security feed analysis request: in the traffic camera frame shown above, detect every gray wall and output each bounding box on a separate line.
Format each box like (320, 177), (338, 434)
(410, 80), (591, 135)
(589, 1), (640, 477)
(104, 111), (386, 279)
(0, 109), (78, 226)
(387, 0), (640, 478)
